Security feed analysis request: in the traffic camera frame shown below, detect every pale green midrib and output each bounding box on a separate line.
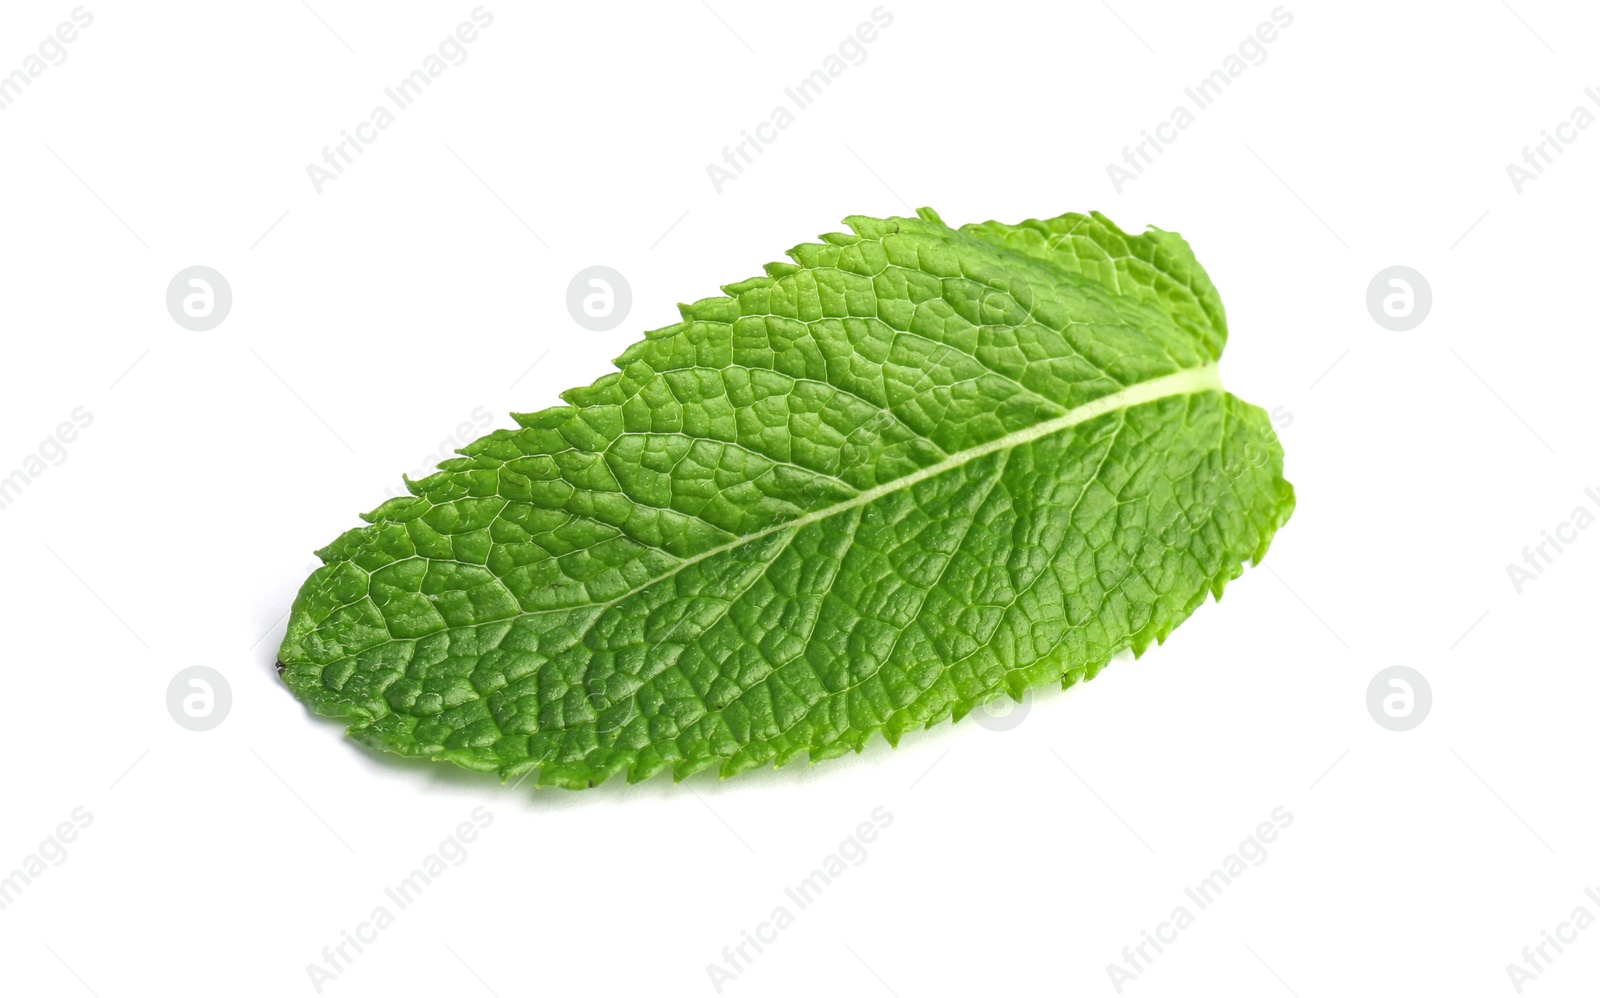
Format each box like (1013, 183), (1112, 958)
(573, 363), (1225, 614)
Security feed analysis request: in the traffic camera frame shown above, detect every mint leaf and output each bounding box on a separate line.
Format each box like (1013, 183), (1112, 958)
(277, 209), (1295, 789)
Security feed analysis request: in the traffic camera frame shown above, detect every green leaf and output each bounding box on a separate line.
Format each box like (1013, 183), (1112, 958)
(277, 208), (1295, 789)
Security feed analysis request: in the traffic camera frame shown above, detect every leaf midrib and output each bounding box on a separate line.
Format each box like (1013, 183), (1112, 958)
(568, 363), (1224, 617)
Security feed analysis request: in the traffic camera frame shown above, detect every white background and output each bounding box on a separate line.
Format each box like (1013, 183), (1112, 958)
(1, 1), (1596, 995)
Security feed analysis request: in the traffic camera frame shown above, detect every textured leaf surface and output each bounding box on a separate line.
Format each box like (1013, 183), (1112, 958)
(277, 209), (1295, 789)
